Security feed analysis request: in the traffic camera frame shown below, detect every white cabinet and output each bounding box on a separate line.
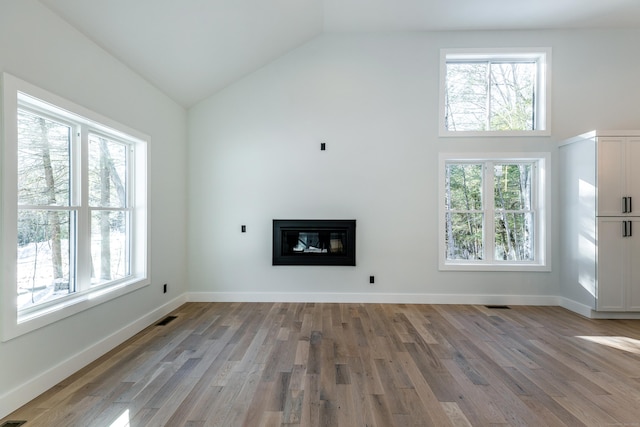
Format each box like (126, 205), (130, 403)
(559, 131), (640, 313)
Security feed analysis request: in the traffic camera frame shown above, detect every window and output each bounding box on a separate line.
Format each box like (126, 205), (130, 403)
(2, 73), (149, 341)
(439, 153), (550, 271)
(439, 48), (551, 137)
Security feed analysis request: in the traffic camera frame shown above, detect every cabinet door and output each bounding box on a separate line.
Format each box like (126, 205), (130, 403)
(596, 218), (626, 311)
(626, 138), (640, 215)
(628, 218), (640, 311)
(597, 138), (627, 216)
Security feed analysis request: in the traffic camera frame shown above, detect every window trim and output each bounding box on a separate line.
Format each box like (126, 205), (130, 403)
(1, 72), (149, 341)
(438, 152), (551, 271)
(439, 47), (552, 137)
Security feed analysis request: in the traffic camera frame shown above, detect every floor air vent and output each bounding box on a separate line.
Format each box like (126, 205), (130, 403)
(1, 421), (27, 427)
(156, 315), (177, 326)
(485, 305), (511, 309)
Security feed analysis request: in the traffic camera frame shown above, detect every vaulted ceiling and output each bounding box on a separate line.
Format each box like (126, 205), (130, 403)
(38, 0), (640, 107)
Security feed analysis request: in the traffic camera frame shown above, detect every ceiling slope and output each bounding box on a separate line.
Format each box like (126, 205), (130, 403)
(324, 0), (640, 32)
(38, 0), (640, 107)
(39, 0), (324, 107)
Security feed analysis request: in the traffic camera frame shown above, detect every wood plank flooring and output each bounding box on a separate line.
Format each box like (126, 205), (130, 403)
(3, 303), (640, 426)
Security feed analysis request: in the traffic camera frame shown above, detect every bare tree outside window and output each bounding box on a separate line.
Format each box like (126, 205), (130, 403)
(445, 61), (536, 132)
(17, 109), (73, 308)
(88, 135), (129, 285)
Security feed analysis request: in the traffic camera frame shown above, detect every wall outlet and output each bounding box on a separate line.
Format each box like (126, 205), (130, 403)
(369, 276), (375, 284)
(163, 283), (167, 293)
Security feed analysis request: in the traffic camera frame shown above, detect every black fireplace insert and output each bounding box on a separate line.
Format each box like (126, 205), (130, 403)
(272, 219), (356, 266)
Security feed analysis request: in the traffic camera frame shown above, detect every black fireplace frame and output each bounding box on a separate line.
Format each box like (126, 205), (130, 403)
(272, 219), (356, 266)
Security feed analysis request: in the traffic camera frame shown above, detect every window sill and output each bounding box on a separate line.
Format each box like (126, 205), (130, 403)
(2, 277), (149, 342)
(439, 263), (551, 272)
(439, 129), (551, 138)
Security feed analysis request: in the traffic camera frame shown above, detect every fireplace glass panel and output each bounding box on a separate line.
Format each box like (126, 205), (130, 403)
(282, 231), (346, 254)
(273, 220), (356, 266)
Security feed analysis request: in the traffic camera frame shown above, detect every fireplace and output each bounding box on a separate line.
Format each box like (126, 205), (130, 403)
(272, 219), (356, 266)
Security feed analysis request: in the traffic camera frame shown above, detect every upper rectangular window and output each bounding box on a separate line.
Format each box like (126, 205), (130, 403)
(2, 73), (149, 341)
(439, 152), (550, 271)
(439, 48), (551, 137)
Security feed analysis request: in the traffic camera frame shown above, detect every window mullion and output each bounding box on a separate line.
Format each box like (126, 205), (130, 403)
(126, 146), (133, 276)
(76, 125), (91, 291)
(532, 163), (539, 260)
(486, 61), (492, 131)
(485, 162), (495, 263)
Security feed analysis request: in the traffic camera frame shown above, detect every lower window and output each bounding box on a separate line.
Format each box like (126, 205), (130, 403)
(439, 153), (549, 271)
(2, 73), (149, 341)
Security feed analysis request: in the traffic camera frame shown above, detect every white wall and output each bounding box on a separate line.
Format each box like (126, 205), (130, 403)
(188, 29), (640, 305)
(0, 0), (188, 417)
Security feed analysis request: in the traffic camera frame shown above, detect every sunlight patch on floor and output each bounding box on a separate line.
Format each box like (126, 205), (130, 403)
(576, 336), (640, 353)
(109, 409), (130, 427)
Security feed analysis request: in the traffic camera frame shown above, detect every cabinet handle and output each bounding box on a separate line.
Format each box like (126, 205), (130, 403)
(630, 197), (633, 213)
(630, 221), (633, 237)
(623, 197), (628, 213)
(623, 221), (629, 237)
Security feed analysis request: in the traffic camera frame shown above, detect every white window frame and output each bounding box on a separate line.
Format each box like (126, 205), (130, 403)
(439, 47), (552, 137)
(438, 152), (550, 271)
(1, 73), (149, 341)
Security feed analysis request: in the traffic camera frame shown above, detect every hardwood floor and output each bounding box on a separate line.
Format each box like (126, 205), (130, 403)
(3, 302), (640, 426)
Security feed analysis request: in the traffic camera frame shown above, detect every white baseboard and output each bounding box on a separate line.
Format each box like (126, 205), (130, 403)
(558, 297), (640, 319)
(193, 292), (640, 318)
(558, 297), (595, 318)
(588, 312), (640, 319)
(187, 291), (561, 306)
(0, 294), (187, 419)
